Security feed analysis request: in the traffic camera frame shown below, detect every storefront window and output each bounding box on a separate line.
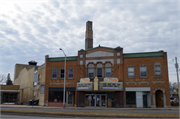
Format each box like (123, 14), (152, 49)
(49, 91), (64, 102)
(126, 92), (136, 105)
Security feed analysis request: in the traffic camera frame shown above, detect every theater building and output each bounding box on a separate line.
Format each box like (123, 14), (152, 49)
(44, 21), (170, 108)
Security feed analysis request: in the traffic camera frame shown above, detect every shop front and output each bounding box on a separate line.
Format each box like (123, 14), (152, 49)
(125, 87), (151, 108)
(48, 88), (75, 107)
(76, 77), (124, 108)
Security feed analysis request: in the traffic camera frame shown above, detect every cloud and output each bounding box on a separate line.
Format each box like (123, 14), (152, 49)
(0, 0), (179, 83)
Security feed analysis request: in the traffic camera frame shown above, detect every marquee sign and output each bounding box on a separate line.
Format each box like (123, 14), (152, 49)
(77, 82), (93, 91)
(100, 82), (123, 91)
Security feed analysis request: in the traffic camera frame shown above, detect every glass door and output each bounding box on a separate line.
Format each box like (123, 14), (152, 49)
(91, 95), (95, 107)
(96, 95), (100, 107)
(101, 95), (106, 107)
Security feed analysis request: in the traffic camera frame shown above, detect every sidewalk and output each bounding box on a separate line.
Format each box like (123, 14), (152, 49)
(1, 104), (179, 110)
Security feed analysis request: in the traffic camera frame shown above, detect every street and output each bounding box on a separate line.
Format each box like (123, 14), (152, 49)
(1, 115), (179, 119)
(1, 107), (179, 114)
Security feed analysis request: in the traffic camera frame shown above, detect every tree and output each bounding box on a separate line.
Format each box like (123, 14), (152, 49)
(0, 74), (7, 84)
(6, 73), (13, 85)
(170, 82), (178, 91)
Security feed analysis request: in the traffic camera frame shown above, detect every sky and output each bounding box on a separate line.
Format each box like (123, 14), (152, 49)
(0, 0), (180, 83)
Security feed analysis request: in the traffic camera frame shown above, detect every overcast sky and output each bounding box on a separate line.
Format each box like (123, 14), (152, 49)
(0, 0), (179, 83)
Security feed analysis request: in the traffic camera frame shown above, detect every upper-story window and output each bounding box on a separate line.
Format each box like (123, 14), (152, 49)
(105, 68), (111, 77)
(52, 69), (57, 79)
(105, 63), (112, 77)
(60, 69), (64, 79)
(140, 66), (147, 77)
(88, 68), (94, 78)
(128, 67), (134, 78)
(88, 63), (94, 79)
(68, 69), (73, 79)
(154, 62), (161, 77)
(97, 63), (103, 78)
(38, 74), (41, 84)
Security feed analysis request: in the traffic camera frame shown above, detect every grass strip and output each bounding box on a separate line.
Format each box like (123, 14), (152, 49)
(1, 109), (179, 118)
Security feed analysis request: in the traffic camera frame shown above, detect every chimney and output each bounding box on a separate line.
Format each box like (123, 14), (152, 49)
(85, 21), (93, 50)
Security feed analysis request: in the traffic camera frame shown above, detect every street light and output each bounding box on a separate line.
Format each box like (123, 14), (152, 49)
(60, 48), (66, 108)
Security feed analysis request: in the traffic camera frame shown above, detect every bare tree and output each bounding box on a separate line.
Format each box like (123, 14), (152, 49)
(170, 82), (178, 91)
(0, 74), (7, 84)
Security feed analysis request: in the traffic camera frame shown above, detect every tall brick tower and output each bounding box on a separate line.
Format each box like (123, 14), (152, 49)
(85, 21), (93, 50)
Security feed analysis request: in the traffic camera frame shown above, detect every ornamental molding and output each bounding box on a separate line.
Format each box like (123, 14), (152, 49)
(152, 81), (164, 84)
(125, 81), (150, 85)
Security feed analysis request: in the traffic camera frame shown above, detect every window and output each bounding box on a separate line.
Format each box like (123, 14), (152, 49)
(60, 69), (64, 79)
(68, 69), (73, 79)
(52, 69), (57, 79)
(105, 68), (111, 77)
(126, 92), (136, 105)
(38, 75), (41, 84)
(49, 91), (64, 102)
(88, 68), (94, 78)
(34, 70), (37, 86)
(97, 68), (102, 78)
(40, 85), (44, 94)
(154, 64), (161, 77)
(128, 67), (134, 78)
(140, 66), (147, 77)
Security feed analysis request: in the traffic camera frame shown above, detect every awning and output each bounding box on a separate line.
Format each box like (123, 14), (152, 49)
(0, 90), (20, 93)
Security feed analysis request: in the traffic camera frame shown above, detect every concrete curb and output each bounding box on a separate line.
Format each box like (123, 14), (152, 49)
(1, 108), (179, 118)
(1, 104), (179, 110)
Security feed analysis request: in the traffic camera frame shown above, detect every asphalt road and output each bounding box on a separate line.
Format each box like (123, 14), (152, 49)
(1, 107), (179, 114)
(1, 114), (179, 119)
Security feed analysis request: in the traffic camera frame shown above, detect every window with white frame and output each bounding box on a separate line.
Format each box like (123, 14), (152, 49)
(128, 67), (134, 78)
(105, 68), (111, 77)
(60, 69), (64, 79)
(154, 62), (161, 77)
(140, 66), (147, 77)
(88, 68), (94, 78)
(52, 69), (57, 79)
(68, 69), (73, 79)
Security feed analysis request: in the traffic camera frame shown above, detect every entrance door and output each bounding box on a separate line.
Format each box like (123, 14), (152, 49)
(68, 94), (73, 106)
(143, 95), (147, 108)
(85, 94), (106, 107)
(96, 95), (100, 107)
(101, 95), (106, 107)
(155, 90), (164, 107)
(91, 95), (95, 106)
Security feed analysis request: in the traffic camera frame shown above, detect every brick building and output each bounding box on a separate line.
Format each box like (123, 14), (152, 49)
(44, 21), (170, 108)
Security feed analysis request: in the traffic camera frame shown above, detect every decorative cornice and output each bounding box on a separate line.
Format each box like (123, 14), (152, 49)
(152, 81), (164, 84)
(125, 81), (150, 85)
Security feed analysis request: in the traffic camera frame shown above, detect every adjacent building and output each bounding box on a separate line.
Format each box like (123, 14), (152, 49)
(14, 61), (45, 106)
(44, 21), (170, 108)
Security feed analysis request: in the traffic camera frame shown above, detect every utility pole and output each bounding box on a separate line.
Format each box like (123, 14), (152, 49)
(175, 57), (179, 101)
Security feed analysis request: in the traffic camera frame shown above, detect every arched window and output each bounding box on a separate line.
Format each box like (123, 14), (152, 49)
(154, 62), (161, 77)
(105, 63), (111, 77)
(88, 64), (94, 79)
(97, 63), (103, 78)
